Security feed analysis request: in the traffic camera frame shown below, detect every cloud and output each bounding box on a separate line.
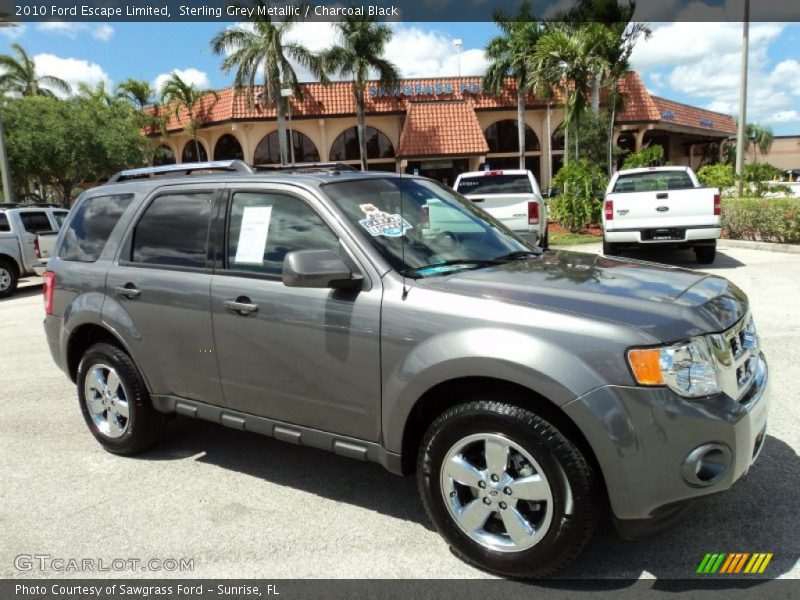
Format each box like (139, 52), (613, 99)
(0, 23), (25, 39)
(32, 53), (111, 96)
(153, 68), (212, 93)
(36, 22), (115, 41)
(631, 21), (799, 129)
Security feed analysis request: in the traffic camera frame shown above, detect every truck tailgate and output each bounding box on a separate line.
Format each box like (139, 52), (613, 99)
(466, 193), (533, 231)
(606, 188), (719, 230)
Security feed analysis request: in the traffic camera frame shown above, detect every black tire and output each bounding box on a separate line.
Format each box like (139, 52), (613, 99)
(602, 239), (619, 256)
(417, 400), (599, 578)
(695, 243), (716, 264)
(0, 259), (19, 299)
(540, 229), (549, 251)
(77, 342), (165, 455)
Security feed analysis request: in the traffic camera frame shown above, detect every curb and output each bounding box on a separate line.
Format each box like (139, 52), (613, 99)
(718, 239), (800, 254)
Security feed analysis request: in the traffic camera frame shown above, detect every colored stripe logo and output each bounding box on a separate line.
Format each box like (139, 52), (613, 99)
(697, 552), (773, 574)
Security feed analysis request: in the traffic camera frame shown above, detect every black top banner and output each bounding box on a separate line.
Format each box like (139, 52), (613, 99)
(1, 0), (799, 22)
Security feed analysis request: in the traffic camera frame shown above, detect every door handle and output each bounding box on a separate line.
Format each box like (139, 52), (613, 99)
(224, 297), (259, 315)
(114, 284), (141, 299)
(656, 192), (669, 199)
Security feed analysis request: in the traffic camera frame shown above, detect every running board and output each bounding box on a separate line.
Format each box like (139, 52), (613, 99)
(150, 395), (403, 474)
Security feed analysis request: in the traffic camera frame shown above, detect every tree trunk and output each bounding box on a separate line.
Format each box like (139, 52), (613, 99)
(563, 89), (570, 165)
(270, 78), (288, 165)
(546, 102), (552, 186)
(517, 86), (526, 170)
(607, 105), (616, 177)
(355, 84), (368, 172)
(0, 112), (13, 203)
(590, 77), (600, 114)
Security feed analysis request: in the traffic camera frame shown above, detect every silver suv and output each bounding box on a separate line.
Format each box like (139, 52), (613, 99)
(44, 161), (769, 578)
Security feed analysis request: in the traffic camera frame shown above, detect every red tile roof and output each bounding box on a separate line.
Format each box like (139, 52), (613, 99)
(651, 96), (737, 134)
(396, 101), (489, 157)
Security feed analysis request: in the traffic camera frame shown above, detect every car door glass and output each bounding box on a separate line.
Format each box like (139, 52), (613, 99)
(227, 192), (339, 276)
(0, 213), (9, 232)
(132, 192), (214, 268)
(19, 211), (53, 233)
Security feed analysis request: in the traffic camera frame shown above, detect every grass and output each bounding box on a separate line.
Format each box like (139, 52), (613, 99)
(549, 231), (601, 246)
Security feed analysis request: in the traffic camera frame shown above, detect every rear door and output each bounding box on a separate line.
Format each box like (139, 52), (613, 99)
(104, 184), (223, 405)
(15, 210), (56, 272)
(209, 184), (383, 441)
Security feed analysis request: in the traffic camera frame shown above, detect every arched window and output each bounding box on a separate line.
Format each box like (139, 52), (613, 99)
(253, 130), (320, 165)
(484, 120), (541, 153)
(182, 140), (208, 162)
(551, 123), (565, 151)
(214, 134), (244, 161)
(329, 126), (395, 161)
(152, 145), (176, 166)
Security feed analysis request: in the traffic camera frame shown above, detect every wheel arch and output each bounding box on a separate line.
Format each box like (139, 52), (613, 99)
(66, 323), (142, 385)
(0, 252), (21, 275)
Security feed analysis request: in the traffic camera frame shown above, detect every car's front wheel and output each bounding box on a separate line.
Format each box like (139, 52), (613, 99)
(417, 400), (598, 578)
(77, 342), (165, 455)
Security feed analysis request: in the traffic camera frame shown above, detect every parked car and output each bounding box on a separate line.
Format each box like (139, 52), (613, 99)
(0, 204), (69, 297)
(602, 166), (721, 263)
(44, 161), (768, 578)
(454, 169), (548, 248)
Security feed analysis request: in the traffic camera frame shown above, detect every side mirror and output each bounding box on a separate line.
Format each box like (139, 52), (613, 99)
(548, 187), (560, 198)
(282, 250), (362, 289)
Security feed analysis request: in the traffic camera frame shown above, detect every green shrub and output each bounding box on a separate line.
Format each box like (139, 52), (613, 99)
(697, 163), (735, 189)
(741, 163), (792, 197)
(551, 158), (607, 232)
(722, 197), (800, 243)
(622, 145), (664, 169)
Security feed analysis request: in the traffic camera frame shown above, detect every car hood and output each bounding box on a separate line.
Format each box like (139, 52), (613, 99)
(414, 250), (748, 342)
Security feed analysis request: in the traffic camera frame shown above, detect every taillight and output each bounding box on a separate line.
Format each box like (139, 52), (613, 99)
(485, 170), (503, 176)
(713, 194), (721, 216)
(420, 206), (429, 229)
(604, 200), (614, 220)
(528, 201), (539, 225)
(34, 236), (41, 259)
(43, 271), (55, 315)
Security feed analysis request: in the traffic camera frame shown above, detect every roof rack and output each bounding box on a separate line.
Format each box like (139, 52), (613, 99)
(108, 160), (255, 183)
(254, 162), (358, 174)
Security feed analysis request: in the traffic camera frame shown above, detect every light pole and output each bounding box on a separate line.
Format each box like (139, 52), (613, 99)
(735, 0), (750, 197)
(0, 113), (12, 203)
(281, 88), (295, 165)
(453, 39), (463, 78)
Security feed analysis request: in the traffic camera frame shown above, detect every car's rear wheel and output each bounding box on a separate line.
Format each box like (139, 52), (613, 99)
(0, 259), (19, 299)
(417, 400), (598, 578)
(77, 342), (165, 455)
(695, 243), (716, 264)
(540, 229), (549, 250)
(602, 239), (619, 256)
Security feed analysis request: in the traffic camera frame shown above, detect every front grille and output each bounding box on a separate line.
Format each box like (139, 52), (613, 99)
(717, 315), (759, 401)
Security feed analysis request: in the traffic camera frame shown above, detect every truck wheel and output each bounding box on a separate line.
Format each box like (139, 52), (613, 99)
(77, 342), (165, 455)
(695, 244), (716, 264)
(602, 240), (619, 256)
(0, 259), (19, 299)
(417, 400), (598, 578)
(540, 230), (549, 251)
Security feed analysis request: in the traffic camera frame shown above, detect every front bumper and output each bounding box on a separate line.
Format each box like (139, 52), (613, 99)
(563, 353), (769, 523)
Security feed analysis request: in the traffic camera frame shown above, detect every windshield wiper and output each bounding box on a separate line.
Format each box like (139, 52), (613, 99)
(492, 250), (543, 261)
(402, 259), (504, 278)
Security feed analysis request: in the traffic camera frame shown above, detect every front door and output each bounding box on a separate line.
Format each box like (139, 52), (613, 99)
(210, 186), (382, 441)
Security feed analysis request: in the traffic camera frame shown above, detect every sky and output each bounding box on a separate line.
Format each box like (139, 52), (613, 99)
(1, 19), (799, 135)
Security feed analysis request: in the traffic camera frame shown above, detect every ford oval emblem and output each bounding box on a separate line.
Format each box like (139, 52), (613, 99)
(656, 206), (669, 212)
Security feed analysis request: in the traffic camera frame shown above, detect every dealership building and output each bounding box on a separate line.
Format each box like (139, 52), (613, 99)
(150, 72), (738, 188)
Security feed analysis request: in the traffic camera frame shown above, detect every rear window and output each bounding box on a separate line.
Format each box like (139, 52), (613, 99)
(60, 194), (133, 262)
(613, 171), (695, 193)
(19, 211), (53, 233)
(0, 213), (9, 232)
(53, 210), (69, 228)
(456, 174), (533, 195)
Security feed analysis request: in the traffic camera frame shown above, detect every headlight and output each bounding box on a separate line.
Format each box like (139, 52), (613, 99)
(628, 337), (720, 398)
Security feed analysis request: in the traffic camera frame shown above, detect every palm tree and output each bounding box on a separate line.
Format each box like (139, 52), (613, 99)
(484, 1), (543, 170)
(323, 16), (399, 171)
(0, 43), (71, 97)
(76, 81), (115, 107)
(746, 123), (774, 163)
(116, 78), (155, 110)
(210, 4), (328, 165)
(159, 72), (218, 161)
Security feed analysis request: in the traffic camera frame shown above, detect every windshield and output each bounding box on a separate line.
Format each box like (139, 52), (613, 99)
(324, 177), (534, 277)
(613, 171), (695, 193)
(456, 174), (533, 195)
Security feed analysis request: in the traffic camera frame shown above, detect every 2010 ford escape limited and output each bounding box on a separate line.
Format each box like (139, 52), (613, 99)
(44, 161), (769, 578)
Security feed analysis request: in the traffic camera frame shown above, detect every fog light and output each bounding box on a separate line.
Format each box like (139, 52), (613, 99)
(681, 443), (732, 487)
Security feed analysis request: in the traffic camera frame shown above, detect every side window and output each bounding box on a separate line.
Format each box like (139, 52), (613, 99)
(60, 194), (133, 262)
(227, 192), (339, 276)
(19, 211), (53, 233)
(53, 211), (69, 228)
(0, 213), (9, 232)
(132, 192), (214, 268)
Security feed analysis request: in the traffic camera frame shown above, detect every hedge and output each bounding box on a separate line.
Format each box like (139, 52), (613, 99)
(722, 197), (800, 244)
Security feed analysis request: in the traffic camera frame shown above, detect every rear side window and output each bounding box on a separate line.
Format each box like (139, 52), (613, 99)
(613, 171), (695, 193)
(456, 174), (533, 195)
(0, 213), (9, 232)
(60, 194), (133, 262)
(53, 211), (69, 227)
(132, 192), (214, 268)
(19, 211), (53, 233)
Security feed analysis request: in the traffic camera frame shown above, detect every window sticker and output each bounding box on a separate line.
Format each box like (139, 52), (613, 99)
(234, 206), (272, 264)
(358, 203), (412, 238)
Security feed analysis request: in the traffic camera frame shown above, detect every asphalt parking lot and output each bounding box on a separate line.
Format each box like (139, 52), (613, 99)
(1, 242), (798, 580)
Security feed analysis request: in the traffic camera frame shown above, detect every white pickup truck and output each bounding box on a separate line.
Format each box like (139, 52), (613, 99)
(0, 205), (68, 297)
(454, 169), (548, 248)
(602, 166), (721, 264)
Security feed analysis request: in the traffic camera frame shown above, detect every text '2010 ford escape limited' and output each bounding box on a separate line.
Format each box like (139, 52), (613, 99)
(43, 161), (769, 578)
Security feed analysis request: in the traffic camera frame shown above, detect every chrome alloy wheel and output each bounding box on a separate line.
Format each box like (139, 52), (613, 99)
(440, 433), (554, 553)
(84, 363), (130, 438)
(0, 267), (10, 292)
